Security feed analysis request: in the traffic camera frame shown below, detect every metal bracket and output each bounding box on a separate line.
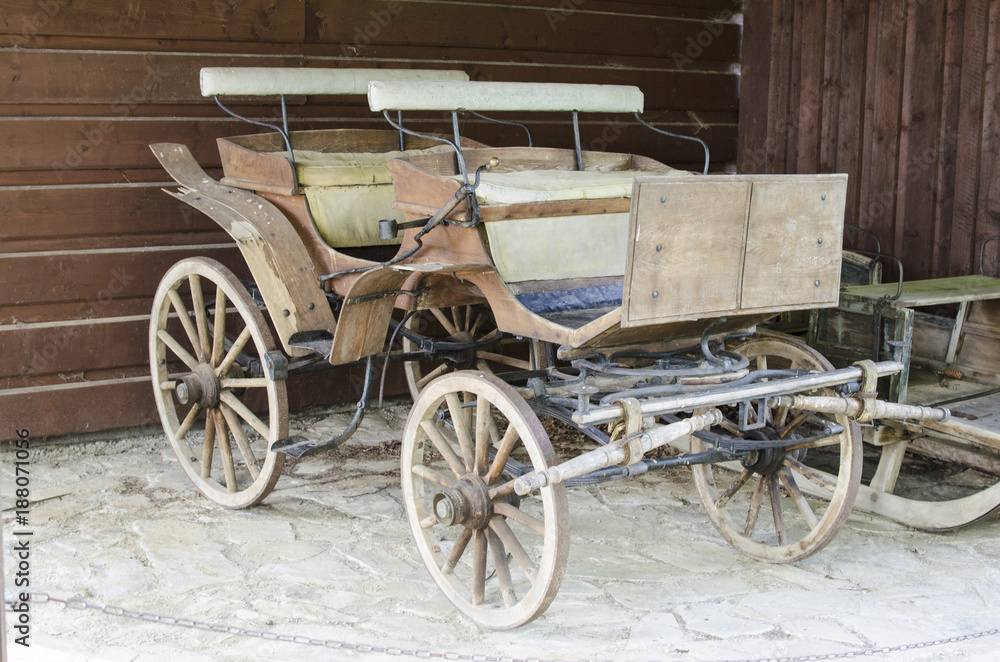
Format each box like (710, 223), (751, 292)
(264, 351), (289, 381)
(738, 398), (769, 431)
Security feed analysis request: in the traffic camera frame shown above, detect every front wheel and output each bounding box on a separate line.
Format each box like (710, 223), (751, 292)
(401, 371), (569, 629)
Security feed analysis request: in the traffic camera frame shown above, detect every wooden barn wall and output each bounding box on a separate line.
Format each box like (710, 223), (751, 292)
(0, 0), (743, 440)
(739, 0), (1000, 283)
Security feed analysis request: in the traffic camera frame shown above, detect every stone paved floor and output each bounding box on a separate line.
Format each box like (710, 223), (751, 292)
(3, 400), (1000, 662)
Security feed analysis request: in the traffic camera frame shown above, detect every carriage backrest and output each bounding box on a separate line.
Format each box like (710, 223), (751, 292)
(367, 80), (643, 113)
(200, 67), (470, 97)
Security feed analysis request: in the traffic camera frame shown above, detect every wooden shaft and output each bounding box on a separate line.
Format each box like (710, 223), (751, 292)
(514, 409), (722, 495)
(774, 394), (950, 423)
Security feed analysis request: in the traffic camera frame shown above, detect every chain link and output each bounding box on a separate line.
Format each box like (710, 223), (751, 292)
(11, 592), (1000, 662)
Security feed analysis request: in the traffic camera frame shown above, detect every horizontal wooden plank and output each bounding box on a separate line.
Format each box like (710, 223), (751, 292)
(0, 0), (305, 43)
(0, 244), (243, 323)
(0, 365), (409, 441)
(307, 0), (741, 61)
(0, 377), (159, 440)
(0, 115), (735, 177)
(0, 183), (222, 241)
(0, 166), (222, 188)
(0, 50), (738, 110)
(1, 315), (150, 381)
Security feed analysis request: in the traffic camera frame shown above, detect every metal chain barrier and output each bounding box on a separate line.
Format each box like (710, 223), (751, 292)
(8, 592), (1000, 662)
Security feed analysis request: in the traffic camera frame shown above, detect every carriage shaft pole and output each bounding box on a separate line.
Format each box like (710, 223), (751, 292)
(573, 361), (905, 426)
(514, 409), (723, 495)
(773, 395), (950, 423)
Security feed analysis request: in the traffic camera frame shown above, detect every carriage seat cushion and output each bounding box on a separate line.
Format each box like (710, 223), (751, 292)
(465, 167), (686, 283)
(465, 166), (687, 205)
(267, 145), (454, 247)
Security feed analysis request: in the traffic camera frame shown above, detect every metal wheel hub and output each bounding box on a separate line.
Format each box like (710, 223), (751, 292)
(432, 474), (492, 529)
(174, 363), (222, 408)
(740, 429), (786, 476)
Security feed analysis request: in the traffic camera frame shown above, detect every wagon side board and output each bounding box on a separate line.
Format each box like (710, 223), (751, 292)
(622, 174), (848, 328)
(150, 143), (336, 357)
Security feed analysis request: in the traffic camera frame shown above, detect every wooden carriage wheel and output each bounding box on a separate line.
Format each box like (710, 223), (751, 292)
(401, 305), (534, 400)
(150, 257), (286, 508)
(691, 337), (862, 563)
(401, 371), (569, 629)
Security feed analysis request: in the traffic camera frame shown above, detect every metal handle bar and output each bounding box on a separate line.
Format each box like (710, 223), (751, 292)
(979, 236), (1000, 277)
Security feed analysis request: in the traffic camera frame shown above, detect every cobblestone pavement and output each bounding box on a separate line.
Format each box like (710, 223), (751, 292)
(3, 401), (1000, 662)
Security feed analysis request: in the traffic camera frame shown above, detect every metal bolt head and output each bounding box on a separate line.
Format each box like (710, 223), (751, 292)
(307, 302), (315, 310)
(433, 495), (455, 524)
(175, 382), (190, 404)
(652, 291), (659, 298)
(282, 309), (290, 317)
(821, 193), (827, 200)
(661, 196), (667, 203)
(656, 244), (662, 252)
(817, 237), (823, 244)
(815, 280), (821, 287)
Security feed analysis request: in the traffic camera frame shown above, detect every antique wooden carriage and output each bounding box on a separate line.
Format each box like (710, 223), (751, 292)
(148, 69), (985, 629)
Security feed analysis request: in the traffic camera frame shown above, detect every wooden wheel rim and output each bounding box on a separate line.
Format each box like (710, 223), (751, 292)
(691, 337), (862, 563)
(401, 371), (569, 629)
(150, 257), (286, 508)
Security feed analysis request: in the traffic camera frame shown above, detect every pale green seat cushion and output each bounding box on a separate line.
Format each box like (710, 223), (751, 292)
(467, 167), (687, 205)
(473, 168), (662, 282)
(485, 212), (631, 282)
(267, 145), (453, 247)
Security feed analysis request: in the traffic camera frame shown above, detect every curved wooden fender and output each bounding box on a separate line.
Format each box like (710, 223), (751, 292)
(150, 143), (336, 357)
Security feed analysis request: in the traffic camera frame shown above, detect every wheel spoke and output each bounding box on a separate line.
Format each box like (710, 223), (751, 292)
(420, 420), (466, 477)
(494, 501), (545, 536)
(220, 377), (268, 389)
(490, 516), (538, 582)
(212, 286), (227, 365)
(431, 307), (458, 335)
(488, 477), (519, 501)
(486, 528), (517, 608)
(420, 515), (438, 529)
(779, 467), (819, 528)
(470, 311), (485, 337)
(472, 530), (487, 605)
(745, 474), (766, 536)
(477, 351), (531, 370)
(715, 468), (753, 509)
(167, 288), (205, 363)
(157, 329), (198, 370)
(213, 410), (237, 493)
(474, 396), (491, 475)
(412, 464), (457, 489)
(778, 411), (811, 439)
(485, 423), (520, 484)
(416, 363), (450, 389)
(783, 434), (844, 452)
(200, 413), (215, 479)
(216, 326), (252, 377)
(441, 527), (473, 574)
(219, 391), (270, 439)
(768, 475), (787, 545)
(785, 456), (839, 491)
(175, 403), (201, 440)
(189, 274), (211, 360)
(221, 403), (260, 480)
(446, 394), (475, 472)
(451, 306), (464, 333)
